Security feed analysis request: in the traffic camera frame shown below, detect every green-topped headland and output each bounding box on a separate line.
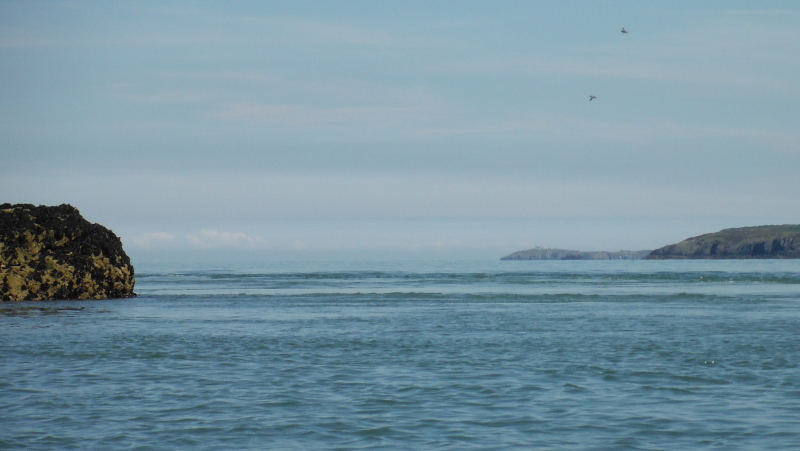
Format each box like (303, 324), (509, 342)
(647, 225), (800, 259)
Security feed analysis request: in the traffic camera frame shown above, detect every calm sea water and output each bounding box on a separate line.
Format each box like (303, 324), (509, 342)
(2, 260), (800, 450)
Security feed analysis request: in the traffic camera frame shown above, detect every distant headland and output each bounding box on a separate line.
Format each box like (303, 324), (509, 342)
(501, 247), (651, 260)
(647, 224), (800, 259)
(502, 224), (800, 261)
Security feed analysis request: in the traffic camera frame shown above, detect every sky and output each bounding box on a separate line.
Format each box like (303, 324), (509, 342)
(2, 1), (799, 261)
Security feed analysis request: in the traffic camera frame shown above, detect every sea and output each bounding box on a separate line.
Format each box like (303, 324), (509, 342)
(2, 259), (800, 450)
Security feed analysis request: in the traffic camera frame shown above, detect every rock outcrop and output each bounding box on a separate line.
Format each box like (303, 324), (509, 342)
(0, 204), (135, 301)
(502, 247), (651, 260)
(647, 225), (800, 259)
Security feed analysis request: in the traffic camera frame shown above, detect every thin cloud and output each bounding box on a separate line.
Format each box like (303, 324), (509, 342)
(428, 53), (799, 96)
(426, 15), (800, 97)
(212, 102), (425, 127)
(427, 56), (684, 83)
(418, 115), (800, 152)
(205, 81), (449, 128)
(0, 26), (52, 48)
(0, 36), (51, 48)
(105, 83), (207, 104)
(129, 232), (176, 249)
(186, 229), (267, 249)
(147, 6), (395, 47)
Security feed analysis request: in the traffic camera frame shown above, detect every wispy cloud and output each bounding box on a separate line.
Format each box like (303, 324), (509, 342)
(427, 56), (680, 83)
(0, 36), (51, 48)
(150, 6), (410, 48)
(428, 53), (798, 96)
(186, 230), (267, 249)
(419, 114), (800, 152)
(128, 232), (176, 249)
(261, 16), (393, 47)
(211, 102), (426, 127)
(0, 25), (52, 48)
(105, 83), (207, 104)
(425, 13), (800, 96)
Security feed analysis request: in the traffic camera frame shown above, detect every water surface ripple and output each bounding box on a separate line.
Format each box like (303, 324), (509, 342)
(2, 260), (799, 450)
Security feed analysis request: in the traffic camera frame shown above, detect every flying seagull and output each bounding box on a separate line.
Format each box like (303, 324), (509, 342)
(621, 27), (628, 34)
(589, 95), (597, 101)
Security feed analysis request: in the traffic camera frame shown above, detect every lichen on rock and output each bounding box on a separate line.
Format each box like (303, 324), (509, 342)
(0, 203), (135, 301)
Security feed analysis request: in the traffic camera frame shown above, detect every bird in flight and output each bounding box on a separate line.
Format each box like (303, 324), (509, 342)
(589, 95), (597, 101)
(621, 27), (628, 34)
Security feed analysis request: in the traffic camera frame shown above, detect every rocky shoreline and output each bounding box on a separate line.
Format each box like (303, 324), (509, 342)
(0, 203), (135, 301)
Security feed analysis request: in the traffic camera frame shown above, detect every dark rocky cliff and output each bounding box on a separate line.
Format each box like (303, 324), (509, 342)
(502, 247), (651, 260)
(0, 203), (135, 301)
(647, 225), (800, 259)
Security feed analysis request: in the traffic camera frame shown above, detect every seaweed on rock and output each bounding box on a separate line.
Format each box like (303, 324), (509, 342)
(0, 203), (135, 301)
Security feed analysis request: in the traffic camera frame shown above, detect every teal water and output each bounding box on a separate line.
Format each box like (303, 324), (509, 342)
(2, 260), (800, 450)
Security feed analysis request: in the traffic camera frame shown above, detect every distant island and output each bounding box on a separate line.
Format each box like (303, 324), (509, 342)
(647, 224), (800, 259)
(501, 247), (651, 260)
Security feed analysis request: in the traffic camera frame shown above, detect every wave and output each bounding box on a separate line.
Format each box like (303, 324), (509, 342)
(137, 270), (800, 285)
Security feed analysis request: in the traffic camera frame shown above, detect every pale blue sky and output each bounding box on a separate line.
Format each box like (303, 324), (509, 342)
(2, 1), (799, 260)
